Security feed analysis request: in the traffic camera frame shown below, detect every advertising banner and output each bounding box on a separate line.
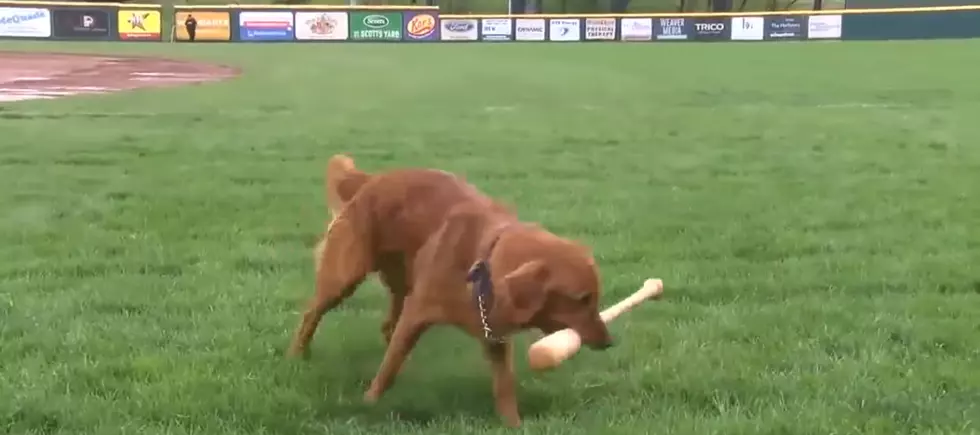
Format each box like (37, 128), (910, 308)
(807, 14), (842, 39)
(620, 17), (652, 41)
(176, 11), (230, 41)
(515, 18), (545, 41)
(441, 18), (477, 41)
(654, 17), (691, 40)
(692, 17), (729, 41)
(548, 18), (580, 41)
(52, 9), (110, 40)
(404, 11), (438, 41)
(404, 11), (439, 41)
(0, 7), (52, 38)
(349, 11), (402, 41)
(730, 16), (764, 40)
(295, 11), (347, 40)
(764, 15), (805, 40)
(480, 17), (512, 41)
(239, 11), (294, 41)
(118, 9), (160, 40)
(584, 17), (615, 40)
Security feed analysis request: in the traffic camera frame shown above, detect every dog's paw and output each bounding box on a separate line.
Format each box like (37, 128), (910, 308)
(285, 346), (311, 360)
(363, 389), (381, 404)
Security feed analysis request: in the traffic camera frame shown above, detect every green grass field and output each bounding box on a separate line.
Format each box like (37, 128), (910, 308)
(2, 40), (980, 435)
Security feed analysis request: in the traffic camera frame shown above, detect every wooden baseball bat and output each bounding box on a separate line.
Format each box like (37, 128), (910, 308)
(526, 278), (664, 371)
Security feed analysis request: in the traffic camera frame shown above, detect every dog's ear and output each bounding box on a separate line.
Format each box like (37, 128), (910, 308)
(498, 259), (549, 326)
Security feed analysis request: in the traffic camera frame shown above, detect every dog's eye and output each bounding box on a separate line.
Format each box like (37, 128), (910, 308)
(573, 292), (591, 304)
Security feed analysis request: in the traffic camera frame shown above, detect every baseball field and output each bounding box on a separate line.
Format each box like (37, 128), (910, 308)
(1, 40), (979, 434)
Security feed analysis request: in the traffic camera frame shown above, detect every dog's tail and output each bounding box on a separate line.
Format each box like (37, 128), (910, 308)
(326, 154), (371, 216)
(318, 154), (371, 274)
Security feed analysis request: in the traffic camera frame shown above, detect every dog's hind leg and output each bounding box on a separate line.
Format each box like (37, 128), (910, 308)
(378, 255), (408, 344)
(376, 254), (413, 344)
(288, 215), (373, 359)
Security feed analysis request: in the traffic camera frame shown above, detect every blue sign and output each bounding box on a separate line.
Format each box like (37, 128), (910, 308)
(238, 11), (295, 41)
(654, 17), (692, 40)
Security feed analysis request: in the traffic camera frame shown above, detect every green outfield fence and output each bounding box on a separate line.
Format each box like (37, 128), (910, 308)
(0, 1), (978, 43)
(169, 0), (843, 15)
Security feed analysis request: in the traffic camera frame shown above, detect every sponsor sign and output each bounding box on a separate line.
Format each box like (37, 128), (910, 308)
(654, 17), (690, 40)
(692, 18), (729, 41)
(239, 11), (294, 41)
(0, 7), (52, 38)
(295, 12), (347, 40)
(620, 18), (652, 41)
(481, 17), (512, 41)
(176, 11), (230, 41)
(404, 11), (438, 41)
(585, 17), (615, 40)
(807, 14), (841, 39)
(515, 18), (545, 41)
(350, 11), (402, 41)
(52, 9), (109, 40)
(118, 10), (160, 40)
(730, 16), (764, 40)
(441, 18), (477, 41)
(765, 16), (804, 40)
(548, 18), (580, 41)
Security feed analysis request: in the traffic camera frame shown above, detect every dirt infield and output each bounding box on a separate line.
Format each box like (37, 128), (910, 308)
(0, 52), (239, 103)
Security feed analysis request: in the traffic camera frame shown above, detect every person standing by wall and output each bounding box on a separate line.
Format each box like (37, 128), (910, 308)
(184, 14), (198, 42)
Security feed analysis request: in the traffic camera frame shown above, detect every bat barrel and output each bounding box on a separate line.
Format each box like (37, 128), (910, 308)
(527, 278), (664, 371)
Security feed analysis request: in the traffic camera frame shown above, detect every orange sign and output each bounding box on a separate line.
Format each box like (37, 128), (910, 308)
(175, 11), (231, 41)
(406, 13), (436, 39)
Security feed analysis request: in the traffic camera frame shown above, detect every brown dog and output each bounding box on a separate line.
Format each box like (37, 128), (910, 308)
(287, 154), (613, 427)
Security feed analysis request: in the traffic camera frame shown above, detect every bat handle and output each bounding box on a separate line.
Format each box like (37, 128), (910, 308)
(599, 278), (663, 323)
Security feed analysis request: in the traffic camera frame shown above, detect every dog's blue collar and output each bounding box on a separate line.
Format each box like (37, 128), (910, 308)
(467, 260), (493, 307)
(466, 222), (516, 344)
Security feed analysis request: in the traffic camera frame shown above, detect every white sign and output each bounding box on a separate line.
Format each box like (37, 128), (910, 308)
(481, 18), (511, 40)
(295, 12), (347, 40)
(807, 14), (842, 39)
(548, 18), (580, 41)
(441, 18), (478, 40)
(620, 18), (652, 41)
(239, 11), (294, 27)
(585, 18), (615, 40)
(0, 7), (51, 38)
(730, 16), (764, 40)
(515, 18), (545, 41)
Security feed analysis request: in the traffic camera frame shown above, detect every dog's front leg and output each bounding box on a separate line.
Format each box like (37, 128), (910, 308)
(363, 300), (432, 403)
(484, 341), (521, 428)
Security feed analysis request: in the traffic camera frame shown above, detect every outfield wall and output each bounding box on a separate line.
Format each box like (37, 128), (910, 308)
(1, 2), (979, 42)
